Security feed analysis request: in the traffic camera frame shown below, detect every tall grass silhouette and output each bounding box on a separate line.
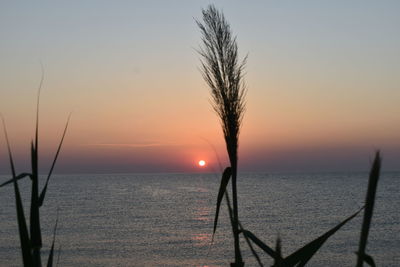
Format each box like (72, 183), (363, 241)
(197, 5), (383, 267)
(196, 5), (246, 266)
(1, 79), (70, 267)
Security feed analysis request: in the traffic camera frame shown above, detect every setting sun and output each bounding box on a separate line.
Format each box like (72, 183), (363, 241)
(198, 160), (206, 167)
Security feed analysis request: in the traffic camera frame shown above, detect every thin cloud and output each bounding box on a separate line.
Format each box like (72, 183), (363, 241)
(81, 140), (207, 150)
(83, 143), (165, 148)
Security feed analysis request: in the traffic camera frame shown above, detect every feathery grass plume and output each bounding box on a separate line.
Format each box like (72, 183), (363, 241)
(196, 5), (246, 266)
(356, 152), (381, 267)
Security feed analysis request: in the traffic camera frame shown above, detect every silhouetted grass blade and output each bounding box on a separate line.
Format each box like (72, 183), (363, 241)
(274, 236), (282, 266)
(224, 191), (237, 250)
(39, 114), (70, 207)
(1, 115), (17, 177)
(13, 177), (33, 266)
(35, 67), (43, 154)
(0, 173), (31, 187)
(1, 116), (33, 266)
(2, 75), (67, 266)
(241, 230), (281, 260)
(47, 211), (59, 267)
(278, 207), (364, 267)
(212, 167), (232, 240)
(56, 245), (62, 267)
(31, 79), (43, 265)
(356, 152), (381, 267)
(30, 142), (43, 266)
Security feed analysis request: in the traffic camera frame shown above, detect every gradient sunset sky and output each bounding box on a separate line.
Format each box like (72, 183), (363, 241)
(1, 1), (399, 173)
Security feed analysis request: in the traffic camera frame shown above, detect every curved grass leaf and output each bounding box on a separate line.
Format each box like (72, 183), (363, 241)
(212, 167), (232, 241)
(13, 177), (33, 267)
(0, 173), (31, 188)
(39, 114), (71, 207)
(30, 141), (42, 266)
(356, 152), (381, 267)
(47, 211), (59, 267)
(277, 207), (364, 267)
(1, 116), (33, 266)
(31, 74), (44, 264)
(56, 245), (62, 267)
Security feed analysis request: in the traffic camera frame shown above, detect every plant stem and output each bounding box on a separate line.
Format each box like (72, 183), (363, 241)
(232, 163), (243, 266)
(356, 152), (381, 267)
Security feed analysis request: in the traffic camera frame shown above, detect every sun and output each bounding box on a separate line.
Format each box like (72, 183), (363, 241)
(198, 160), (206, 167)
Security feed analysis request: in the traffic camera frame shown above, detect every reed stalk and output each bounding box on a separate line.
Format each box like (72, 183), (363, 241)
(196, 5), (246, 266)
(356, 152), (381, 267)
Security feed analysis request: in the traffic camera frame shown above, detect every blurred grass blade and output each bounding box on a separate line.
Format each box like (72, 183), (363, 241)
(35, 66), (44, 152)
(30, 141), (43, 266)
(56, 245), (62, 267)
(1, 116), (33, 266)
(0, 173), (31, 187)
(356, 152), (381, 267)
(30, 75), (46, 265)
(212, 167), (232, 240)
(274, 236), (282, 266)
(47, 211), (59, 267)
(31, 73), (44, 265)
(39, 114), (71, 207)
(356, 252), (376, 267)
(279, 207), (364, 267)
(13, 175), (34, 266)
(1, 115), (17, 177)
(242, 230), (281, 260)
(225, 191), (236, 244)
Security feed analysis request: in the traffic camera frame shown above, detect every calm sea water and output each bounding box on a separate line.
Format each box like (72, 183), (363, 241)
(0, 172), (399, 266)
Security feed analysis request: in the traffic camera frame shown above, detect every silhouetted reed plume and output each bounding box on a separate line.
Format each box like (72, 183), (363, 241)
(197, 5), (246, 266)
(196, 5), (384, 267)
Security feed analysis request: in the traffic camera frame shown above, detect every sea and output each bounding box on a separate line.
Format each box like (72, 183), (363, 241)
(0, 172), (399, 266)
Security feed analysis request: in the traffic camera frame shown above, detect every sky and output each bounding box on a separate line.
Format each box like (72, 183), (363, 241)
(0, 1), (399, 174)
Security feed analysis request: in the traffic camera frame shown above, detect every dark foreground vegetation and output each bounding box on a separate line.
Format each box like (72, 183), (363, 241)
(1, 80), (70, 266)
